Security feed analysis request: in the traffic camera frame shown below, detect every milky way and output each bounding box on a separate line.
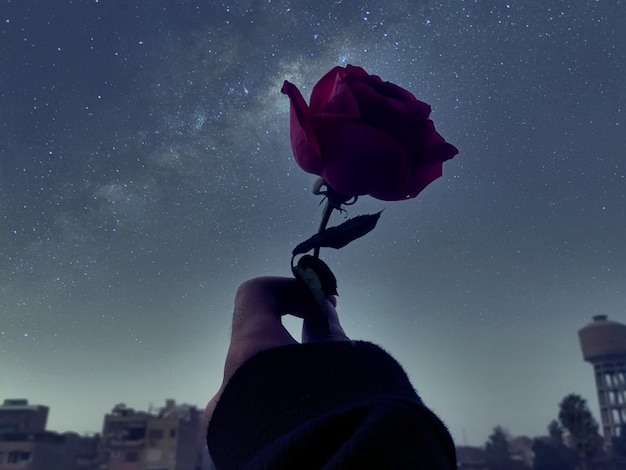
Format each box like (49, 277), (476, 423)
(1, 0), (625, 445)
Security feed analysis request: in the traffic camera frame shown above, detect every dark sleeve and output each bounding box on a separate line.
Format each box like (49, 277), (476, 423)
(206, 340), (456, 469)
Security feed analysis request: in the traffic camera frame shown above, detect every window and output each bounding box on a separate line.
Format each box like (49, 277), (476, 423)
(146, 448), (163, 461)
(8, 451), (32, 463)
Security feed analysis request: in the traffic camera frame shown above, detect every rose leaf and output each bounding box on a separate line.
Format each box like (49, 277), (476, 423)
(292, 211), (382, 256)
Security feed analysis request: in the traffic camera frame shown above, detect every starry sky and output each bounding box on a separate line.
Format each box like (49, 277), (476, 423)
(1, 0), (624, 446)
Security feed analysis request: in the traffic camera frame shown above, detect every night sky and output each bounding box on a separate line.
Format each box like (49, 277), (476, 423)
(2, 0), (624, 446)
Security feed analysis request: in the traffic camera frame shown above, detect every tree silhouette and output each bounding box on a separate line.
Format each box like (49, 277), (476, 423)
(533, 420), (579, 470)
(484, 426), (529, 469)
(547, 419), (563, 446)
(486, 425), (512, 465)
(558, 394), (603, 469)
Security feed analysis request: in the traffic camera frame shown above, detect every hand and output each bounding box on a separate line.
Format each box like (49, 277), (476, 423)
(204, 276), (349, 425)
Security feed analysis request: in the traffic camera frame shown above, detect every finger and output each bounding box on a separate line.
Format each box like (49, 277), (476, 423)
(233, 277), (318, 320)
(302, 297), (350, 343)
(225, 278), (302, 384)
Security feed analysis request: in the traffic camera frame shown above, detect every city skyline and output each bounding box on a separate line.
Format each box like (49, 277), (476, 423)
(0, 398), (209, 469)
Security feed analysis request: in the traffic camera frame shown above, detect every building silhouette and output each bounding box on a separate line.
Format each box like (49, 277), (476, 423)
(579, 315), (626, 446)
(0, 399), (99, 470)
(0, 399), (210, 470)
(100, 399), (209, 470)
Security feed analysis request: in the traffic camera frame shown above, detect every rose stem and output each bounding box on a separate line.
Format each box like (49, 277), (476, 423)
(313, 199), (334, 258)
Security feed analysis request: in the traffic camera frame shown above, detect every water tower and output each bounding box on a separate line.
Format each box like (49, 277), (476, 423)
(579, 315), (626, 445)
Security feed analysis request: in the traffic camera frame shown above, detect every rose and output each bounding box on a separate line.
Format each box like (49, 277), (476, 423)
(281, 65), (458, 201)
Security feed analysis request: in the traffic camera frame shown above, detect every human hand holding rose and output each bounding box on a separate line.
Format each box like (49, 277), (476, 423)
(281, 65), (458, 329)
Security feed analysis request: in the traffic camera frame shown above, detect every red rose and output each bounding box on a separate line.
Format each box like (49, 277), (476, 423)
(281, 65), (459, 201)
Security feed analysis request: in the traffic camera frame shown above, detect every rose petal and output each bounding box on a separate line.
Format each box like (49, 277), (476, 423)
(309, 66), (342, 115)
(341, 79), (458, 167)
(311, 116), (410, 199)
(411, 164), (443, 195)
(345, 67), (431, 120)
(373, 163), (442, 201)
(402, 120), (459, 166)
(310, 67), (361, 119)
(395, 128), (454, 172)
(434, 140), (459, 163)
(419, 124), (460, 164)
(349, 79), (428, 128)
(281, 80), (323, 175)
(365, 78), (431, 119)
(344, 64), (373, 81)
